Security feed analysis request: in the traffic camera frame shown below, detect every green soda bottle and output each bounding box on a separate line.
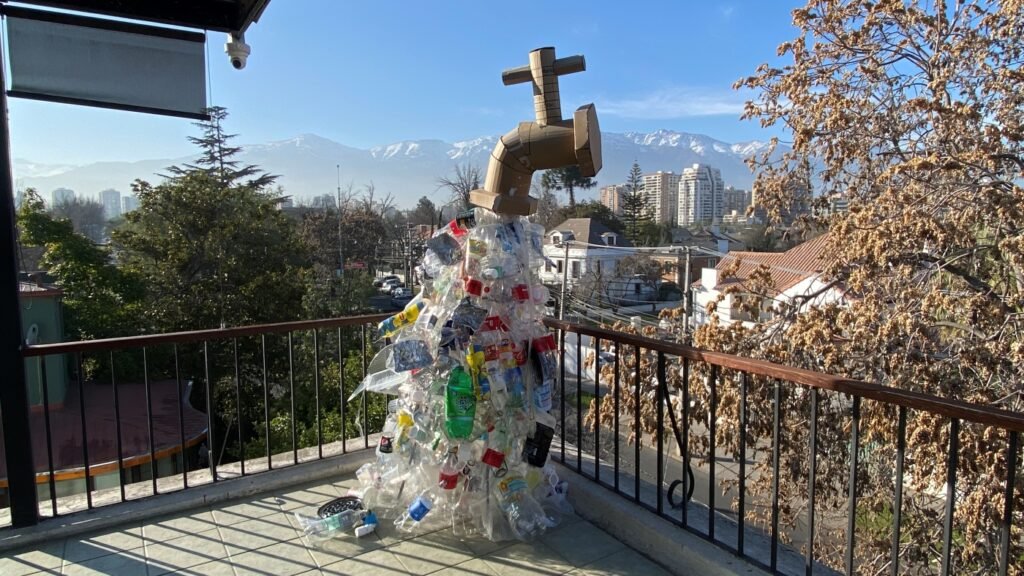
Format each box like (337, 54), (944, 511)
(445, 366), (476, 439)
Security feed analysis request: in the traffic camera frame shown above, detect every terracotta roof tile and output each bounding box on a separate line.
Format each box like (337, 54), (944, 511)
(713, 233), (829, 295)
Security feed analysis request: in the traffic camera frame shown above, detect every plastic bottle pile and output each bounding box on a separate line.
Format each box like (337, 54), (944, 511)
(346, 207), (570, 542)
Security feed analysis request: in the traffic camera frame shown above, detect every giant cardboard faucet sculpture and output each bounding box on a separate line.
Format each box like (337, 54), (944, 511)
(469, 47), (602, 216)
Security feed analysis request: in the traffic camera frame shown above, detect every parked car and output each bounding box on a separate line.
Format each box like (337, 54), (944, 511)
(373, 274), (400, 288)
(390, 288), (414, 308)
(385, 282), (406, 295)
(380, 278), (403, 293)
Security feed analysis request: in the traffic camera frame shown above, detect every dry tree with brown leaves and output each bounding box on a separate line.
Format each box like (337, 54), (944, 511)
(584, 1), (1023, 573)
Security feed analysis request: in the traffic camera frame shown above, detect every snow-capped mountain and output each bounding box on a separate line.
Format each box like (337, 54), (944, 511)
(14, 129), (781, 207)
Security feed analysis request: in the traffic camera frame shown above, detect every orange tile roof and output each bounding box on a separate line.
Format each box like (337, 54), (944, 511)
(713, 233), (829, 295)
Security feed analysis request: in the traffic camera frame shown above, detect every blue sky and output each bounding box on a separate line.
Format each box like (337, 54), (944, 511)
(9, 1), (801, 165)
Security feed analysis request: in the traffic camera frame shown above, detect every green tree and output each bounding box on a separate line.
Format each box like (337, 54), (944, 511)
(49, 197), (107, 243)
(552, 200), (625, 235)
(115, 108), (302, 332)
(541, 165), (595, 209)
(620, 162), (648, 243)
(408, 196), (437, 227)
(166, 106), (276, 189)
(115, 172), (306, 331)
(17, 189), (143, 339)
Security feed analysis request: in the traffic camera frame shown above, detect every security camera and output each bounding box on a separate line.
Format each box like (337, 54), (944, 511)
(225, 32), (251, 70)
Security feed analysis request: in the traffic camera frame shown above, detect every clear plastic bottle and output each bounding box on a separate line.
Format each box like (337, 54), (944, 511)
(494, 474), (552, 540)
(394, 491), (434, 532)
(295, 509), (368, 541)
(438, 450), (461, 491)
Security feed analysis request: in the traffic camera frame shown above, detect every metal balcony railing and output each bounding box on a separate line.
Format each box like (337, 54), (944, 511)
(543, 317), (1024, 576)
(5, 313), (389, 526)
(4, 314), (1023, 575)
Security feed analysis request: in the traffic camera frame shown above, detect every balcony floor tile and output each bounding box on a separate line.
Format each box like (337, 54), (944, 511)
(5, 472), (671, 576)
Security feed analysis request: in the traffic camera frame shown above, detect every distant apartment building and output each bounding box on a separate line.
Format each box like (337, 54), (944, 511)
(678, 164), (724, 225)
(121, 195), (139, 213)
(642, 171), (680, 225)
(51, 187), (75, 206)
(599, 184), (625, 215)
(100, 189), (121, 219)
(722, 186), (751, 215)
(827, 192), (849, 215)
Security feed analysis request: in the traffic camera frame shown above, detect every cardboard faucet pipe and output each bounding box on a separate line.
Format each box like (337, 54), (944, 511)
(469, 46), (603, 216)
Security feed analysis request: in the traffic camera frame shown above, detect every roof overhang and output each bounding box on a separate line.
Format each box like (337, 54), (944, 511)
(6, 0), (271, 32)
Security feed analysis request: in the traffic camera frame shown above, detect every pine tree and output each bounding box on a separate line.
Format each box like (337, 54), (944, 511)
(540, 165), (595, 209)
(166, 106), (277, 189)
(620, 161), (648, 243)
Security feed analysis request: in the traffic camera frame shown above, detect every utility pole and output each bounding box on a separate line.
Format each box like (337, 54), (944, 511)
(683, 246), (693, 341)
(407, 225), (414, 288)
(342, 162), (350, 276)
(559, 240), (570, 320)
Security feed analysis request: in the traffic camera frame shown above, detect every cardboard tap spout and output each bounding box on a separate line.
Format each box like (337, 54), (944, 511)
(470, 46), (603, 216)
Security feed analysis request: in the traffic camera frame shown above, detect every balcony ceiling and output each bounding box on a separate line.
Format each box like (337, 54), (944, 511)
(8, 0), (271, 32)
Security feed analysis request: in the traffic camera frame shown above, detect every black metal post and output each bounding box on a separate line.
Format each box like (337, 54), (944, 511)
(891, 406), (906, 576)
(0, 36), (38, 526)
(845, 396), (861, 575)
(940, 418), (960, 576)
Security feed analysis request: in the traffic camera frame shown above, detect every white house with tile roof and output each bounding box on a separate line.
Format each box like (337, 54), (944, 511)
(692, 234), (845, 327)
(537, 218), (635, 289)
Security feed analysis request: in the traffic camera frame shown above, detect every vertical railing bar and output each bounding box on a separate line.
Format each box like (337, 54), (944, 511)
(75, 352), (93, 509)
(708, 365), (718, 540)
(738, 372), (748, 555)
(613, 339), (620, 492)
(203, 341), (216, 482)
(576, 330), (582, 472)
(634, 344), (641, 504)
(845, 395), (861, 575)
(174, 344), (187, 489)
(360, 324), (368, 449)
(261, 334), (271, 470)
(233, 338), (244, 477)
(143, 348), (157, 495)
(288, 332), (296, 465)
(940, 418), (960, 576)
(560, 328), (566, 462)
(313, 329), (322, 459)
(656, 352), (666, 517)
(594, 336), (601, 483)
(806, 387), (818, 576)
(682, 357), (690, 528)
(38, 358), (58, 517)
(999, 430), (1018, 576)
(771, 380), (781, 572)
(338, 327), (346, 453)
(111, 351), (126, 502)
(891, 406), (906, 576)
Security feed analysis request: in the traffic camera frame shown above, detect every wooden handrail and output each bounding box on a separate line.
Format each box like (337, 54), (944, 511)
(544, 317), (1024, 433)
(21, 313), (390, 357)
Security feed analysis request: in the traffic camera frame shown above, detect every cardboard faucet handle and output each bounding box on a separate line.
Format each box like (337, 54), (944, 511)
(502, 54), (586, 86)
(574, 104), (601, 178)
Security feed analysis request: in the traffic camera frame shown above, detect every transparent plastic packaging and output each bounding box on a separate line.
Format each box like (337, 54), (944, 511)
(344, 209), (569, 544)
